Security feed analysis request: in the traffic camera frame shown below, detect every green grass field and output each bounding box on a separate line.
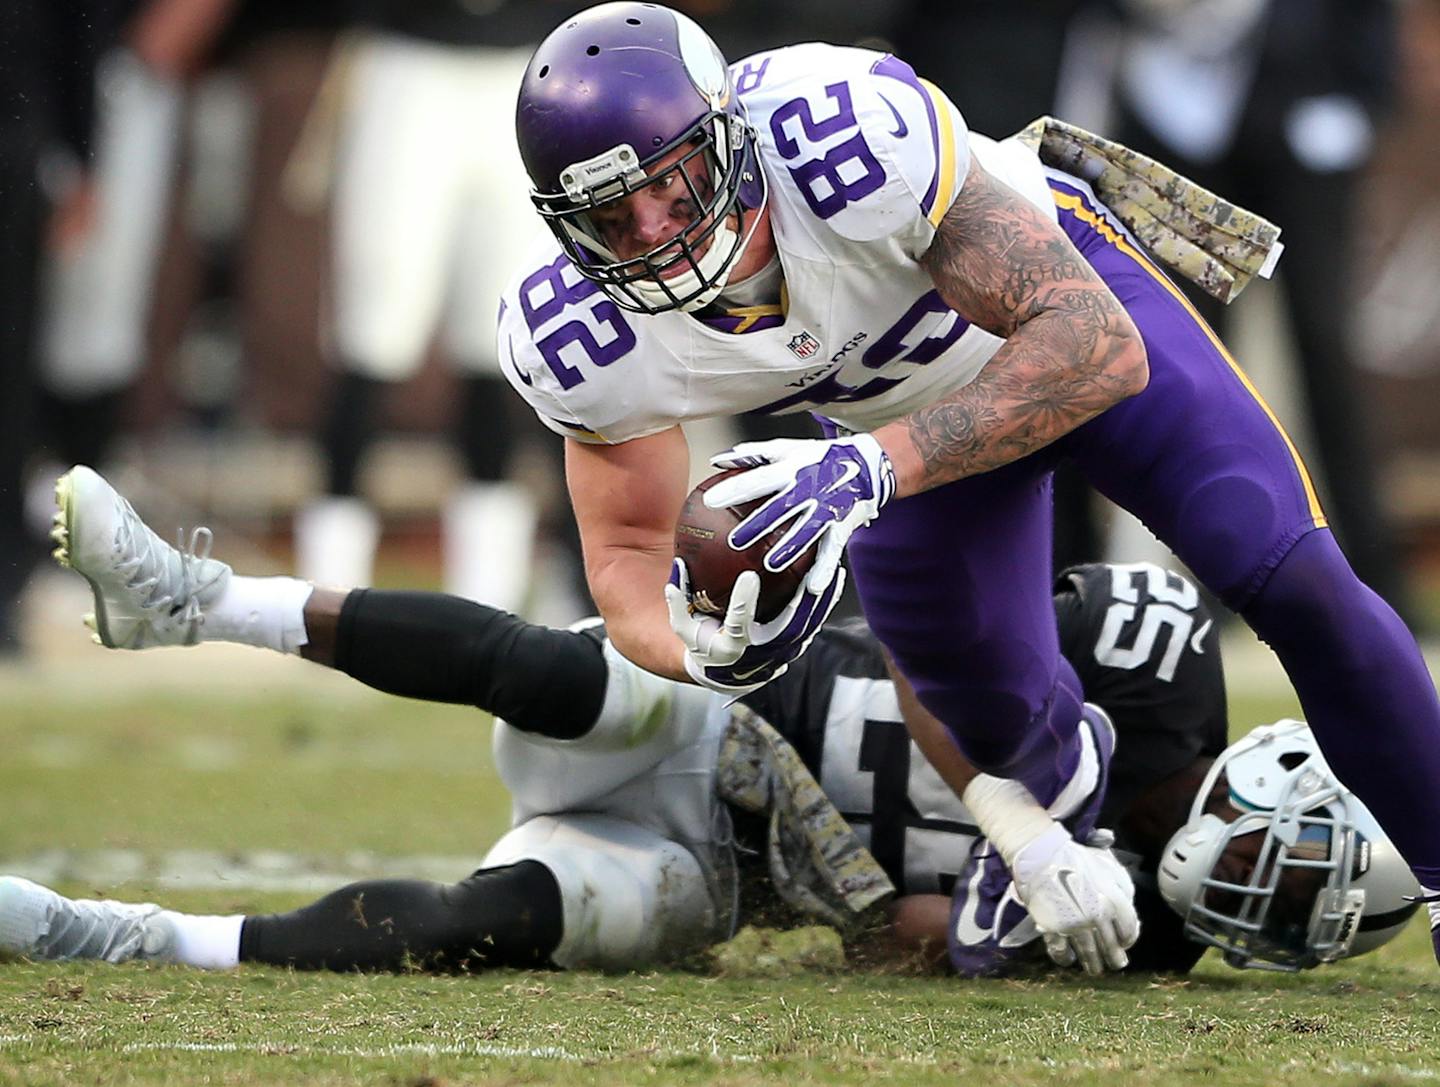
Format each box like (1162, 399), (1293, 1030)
(3, 643), (1439, 1086)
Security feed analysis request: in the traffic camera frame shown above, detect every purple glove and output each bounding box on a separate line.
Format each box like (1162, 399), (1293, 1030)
(705, 434), (896, 593)
(665, 557), (845, 696)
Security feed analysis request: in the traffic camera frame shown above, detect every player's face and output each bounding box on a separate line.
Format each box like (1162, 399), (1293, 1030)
(1202, 781), (1329, 933)
(586, 143), (719, 276)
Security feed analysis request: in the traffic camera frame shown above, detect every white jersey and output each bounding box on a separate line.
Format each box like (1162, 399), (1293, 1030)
(497, 43), (1056, 444)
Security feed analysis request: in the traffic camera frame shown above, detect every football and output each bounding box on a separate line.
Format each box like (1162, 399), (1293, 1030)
(674, 468), (815, 623)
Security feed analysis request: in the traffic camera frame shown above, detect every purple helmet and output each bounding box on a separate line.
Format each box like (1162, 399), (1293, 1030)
(516, 3), (766, 314)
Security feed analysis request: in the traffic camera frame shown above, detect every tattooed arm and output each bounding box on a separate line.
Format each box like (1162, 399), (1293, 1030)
(873, 158), (1148, 498)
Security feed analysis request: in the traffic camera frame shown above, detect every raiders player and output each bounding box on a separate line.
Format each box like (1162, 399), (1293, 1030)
(0, 466), (1417, 976)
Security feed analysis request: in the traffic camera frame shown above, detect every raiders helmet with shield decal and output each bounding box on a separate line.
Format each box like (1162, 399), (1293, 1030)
(1158, 720), (1420, 971)
(514, 2), (766, 314)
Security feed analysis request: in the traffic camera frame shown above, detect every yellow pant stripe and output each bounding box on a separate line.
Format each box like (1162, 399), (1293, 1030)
(1051, 187), (1326, 528)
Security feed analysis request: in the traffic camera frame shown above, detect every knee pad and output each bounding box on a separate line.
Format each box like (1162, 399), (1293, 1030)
(482, 814), (719, 970)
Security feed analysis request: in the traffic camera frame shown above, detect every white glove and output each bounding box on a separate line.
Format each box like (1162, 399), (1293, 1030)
(664, 559), (844, 696)
(665, 564), (759, 691)
(1010, 824), (1139, 975)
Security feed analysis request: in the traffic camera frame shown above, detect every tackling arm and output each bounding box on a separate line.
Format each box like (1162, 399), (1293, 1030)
(875, 157), (1149, 499)
(566, 427), (693, 682)
(889, 654), (1139, 974)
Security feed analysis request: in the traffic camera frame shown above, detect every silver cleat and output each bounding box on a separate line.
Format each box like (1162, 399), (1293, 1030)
(52, 466), (231, 649)
(0, 877), (176, 964)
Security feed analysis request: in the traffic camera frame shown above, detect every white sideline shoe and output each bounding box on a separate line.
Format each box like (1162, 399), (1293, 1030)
(51, 465), (231, 649)
(294, 496), (378, 589)
(0, 877), (177, 963)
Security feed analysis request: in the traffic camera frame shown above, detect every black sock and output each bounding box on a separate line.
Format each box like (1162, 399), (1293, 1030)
(238, 861), (563, 971)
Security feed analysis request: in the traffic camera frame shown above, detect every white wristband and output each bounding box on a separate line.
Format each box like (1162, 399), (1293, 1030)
(961, 774), (1058, 870)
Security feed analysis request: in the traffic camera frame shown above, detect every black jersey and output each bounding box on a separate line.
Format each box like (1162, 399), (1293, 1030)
(1054, 562), (1229, 973)
(742, 617), (982, 898)
(742, 560), (1229, 972)
(1055, 563), (1229, 827)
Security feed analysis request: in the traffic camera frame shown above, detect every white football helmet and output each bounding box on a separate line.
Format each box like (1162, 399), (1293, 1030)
(1158, 720), (1420, 971)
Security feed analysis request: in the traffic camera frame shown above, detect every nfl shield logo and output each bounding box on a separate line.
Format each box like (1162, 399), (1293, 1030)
(786, 331), (821, 360)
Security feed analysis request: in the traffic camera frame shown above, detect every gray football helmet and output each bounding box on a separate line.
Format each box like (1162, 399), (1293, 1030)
(1158, 720), (1420, 971)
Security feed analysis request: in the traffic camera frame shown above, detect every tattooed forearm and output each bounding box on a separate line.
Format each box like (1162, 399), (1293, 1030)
(882, 160), (1147, 496)
(900, 302), (1141, 486)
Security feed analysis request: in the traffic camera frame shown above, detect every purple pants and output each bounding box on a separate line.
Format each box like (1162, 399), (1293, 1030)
(846, 178), (1324, 800)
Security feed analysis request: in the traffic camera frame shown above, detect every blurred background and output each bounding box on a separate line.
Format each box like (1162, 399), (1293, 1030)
(5, 0), (1440, 664)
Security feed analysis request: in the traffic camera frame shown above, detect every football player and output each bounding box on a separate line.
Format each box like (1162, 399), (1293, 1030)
(0, 467), (1419, 976)
(296, 0), (554, 604)
(495, 3), (1440, 959)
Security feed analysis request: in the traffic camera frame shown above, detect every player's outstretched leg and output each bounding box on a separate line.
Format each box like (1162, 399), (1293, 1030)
(0, 876), (180, 964)
(0, 868), (562, 973)
(240, 863), (562, 971)
(52, 465), (312, 653)
(48, 466), (612, 735)
(1054, 182), (1440, 900)
(1240, 529), (1440, 894)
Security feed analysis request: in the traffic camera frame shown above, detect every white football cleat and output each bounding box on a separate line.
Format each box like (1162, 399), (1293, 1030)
(0, 877), (177, 964)
(52, 465), (231, 649)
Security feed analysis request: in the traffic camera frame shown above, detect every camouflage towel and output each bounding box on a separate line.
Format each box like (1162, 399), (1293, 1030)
(715, 705), (895, 932)
(1014, 116), (1283, 304)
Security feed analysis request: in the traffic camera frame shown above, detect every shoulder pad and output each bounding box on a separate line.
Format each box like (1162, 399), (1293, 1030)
(744, 46), (968, 246)
(497, 248), (644, 444)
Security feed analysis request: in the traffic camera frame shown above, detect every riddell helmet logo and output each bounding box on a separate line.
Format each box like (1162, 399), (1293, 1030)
(787, 331), (821, 360)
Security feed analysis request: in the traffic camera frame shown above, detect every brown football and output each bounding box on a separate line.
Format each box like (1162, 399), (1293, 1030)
(674, 468), (815, 624)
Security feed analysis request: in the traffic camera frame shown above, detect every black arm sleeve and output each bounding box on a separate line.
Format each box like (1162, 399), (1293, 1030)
(333, 589), (608, 740)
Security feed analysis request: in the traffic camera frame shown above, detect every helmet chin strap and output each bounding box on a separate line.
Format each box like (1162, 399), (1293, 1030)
(626, 219), (740, 313)
(628, 178), (770, 313)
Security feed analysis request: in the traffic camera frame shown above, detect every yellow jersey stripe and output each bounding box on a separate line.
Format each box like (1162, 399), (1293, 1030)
(722, 302), (786, 335)
(920, 78), (960, 228)
(1051, 188), (1327, 528)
